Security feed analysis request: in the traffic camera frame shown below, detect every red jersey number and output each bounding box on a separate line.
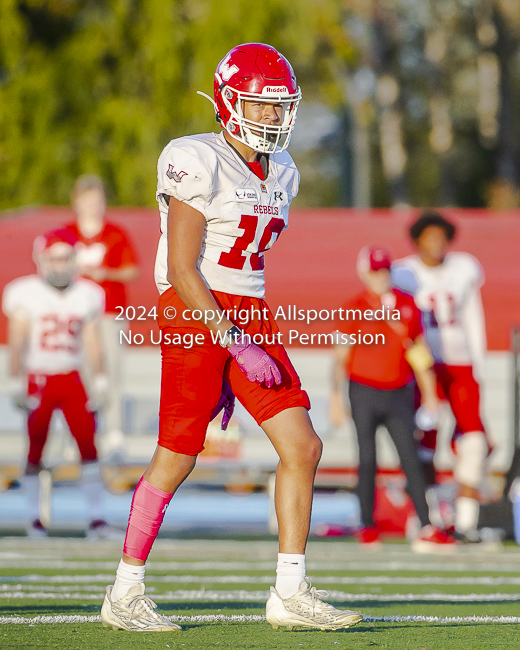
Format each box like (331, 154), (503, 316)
(218, 215), (284, 271)
(428, 293), (458, 326)
(40, 315), (82, 353)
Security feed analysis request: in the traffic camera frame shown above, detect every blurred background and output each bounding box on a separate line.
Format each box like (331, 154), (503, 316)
(2, 0), (520, 210)
(0, 0), (519, 538)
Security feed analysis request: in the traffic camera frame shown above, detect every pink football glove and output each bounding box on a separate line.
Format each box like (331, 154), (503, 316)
(210, 380), (235, 431)
(228, 335), (282, 388)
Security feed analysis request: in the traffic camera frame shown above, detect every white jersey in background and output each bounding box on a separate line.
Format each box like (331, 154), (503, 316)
(155, 131), (300, 298)
(392, 252), (486, 379)
(2, 275), (105, 375)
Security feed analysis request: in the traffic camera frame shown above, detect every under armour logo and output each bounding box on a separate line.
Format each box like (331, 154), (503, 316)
(274, 191), (283, 202)
(161, 504), (169, 514)
(166, 164), (188, 183)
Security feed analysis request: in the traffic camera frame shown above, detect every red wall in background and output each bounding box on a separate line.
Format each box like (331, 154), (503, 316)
(0, 206), (518, 350)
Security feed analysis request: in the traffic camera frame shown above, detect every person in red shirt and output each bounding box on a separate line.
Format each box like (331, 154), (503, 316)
(330, 246), (454, 552)
(66, 175), (139, 457)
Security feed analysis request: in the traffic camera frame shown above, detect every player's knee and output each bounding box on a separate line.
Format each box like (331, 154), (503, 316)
(454, 431), (487, 488)
(309, 435), (323, 466)
(283, 434), (322, 469)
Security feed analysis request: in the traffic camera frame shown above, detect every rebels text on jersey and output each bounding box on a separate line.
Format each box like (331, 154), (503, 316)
(2, 275), (105, 375)
(155, 131), (300, 298)
(391, 252), (486, 370)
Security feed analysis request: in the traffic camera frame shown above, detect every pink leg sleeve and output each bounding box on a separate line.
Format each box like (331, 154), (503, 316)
(123, 478), (173, 562)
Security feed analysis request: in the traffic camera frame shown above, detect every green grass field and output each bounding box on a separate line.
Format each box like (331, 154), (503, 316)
(1, 537), (519, 649)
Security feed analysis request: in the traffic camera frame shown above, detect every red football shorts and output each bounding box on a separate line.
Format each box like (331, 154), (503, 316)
(26, 371), (97, 465)
(157, 288), (310, 456)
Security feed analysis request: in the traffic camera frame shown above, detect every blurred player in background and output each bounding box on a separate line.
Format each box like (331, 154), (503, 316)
(392, 212), (490, 543)
(2, 229), (115, 539)
(100, 43), (362, 633)
(66, 175), (139, 458)
(330, 246), (454, 552)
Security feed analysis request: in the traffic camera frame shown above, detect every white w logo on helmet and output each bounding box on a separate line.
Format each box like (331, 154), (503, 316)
(219, 54), (239, 81)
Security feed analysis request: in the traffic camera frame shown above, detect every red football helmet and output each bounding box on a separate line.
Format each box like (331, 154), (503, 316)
(199, 43), (301, 154)
(33, 228), (78, 288)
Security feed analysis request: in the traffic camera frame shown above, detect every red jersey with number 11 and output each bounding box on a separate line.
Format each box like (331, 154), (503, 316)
(155, 131), (300, 298)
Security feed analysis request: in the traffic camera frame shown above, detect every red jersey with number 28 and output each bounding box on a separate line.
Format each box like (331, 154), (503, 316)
(155, 131), (299, 298)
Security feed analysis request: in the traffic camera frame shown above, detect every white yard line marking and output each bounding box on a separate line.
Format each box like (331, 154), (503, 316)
(1, 590), (520, 602)
(4, 574), (520, 586)
(368, 615), (520, 623)
(1, 614), (520, 625)
(0, 585), (156, 593)
(2, 560), (520, 573)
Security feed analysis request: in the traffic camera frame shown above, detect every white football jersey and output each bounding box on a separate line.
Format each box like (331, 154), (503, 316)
(392, 252), (486, 371)
(2, 275), (105, 375)
(155, 131), (300, 298)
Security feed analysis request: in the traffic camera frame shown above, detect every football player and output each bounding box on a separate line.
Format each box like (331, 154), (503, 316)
(392, 212), (490, 543)
(67, 175), (139, 459)
(2, 229), (114, 539)
(101, 43), (362, 633)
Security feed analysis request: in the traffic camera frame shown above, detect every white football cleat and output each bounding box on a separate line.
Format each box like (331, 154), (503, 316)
(101, 583), (181, 632)
(266, 578), (363, 631)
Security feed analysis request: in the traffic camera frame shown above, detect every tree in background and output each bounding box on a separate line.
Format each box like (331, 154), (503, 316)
(0, 0), (355, 209)
(343, 0), (520, 208)
(0, 0), (519, 210)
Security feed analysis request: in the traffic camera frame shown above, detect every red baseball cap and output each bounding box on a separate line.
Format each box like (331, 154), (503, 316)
(357, 245), (392, 273)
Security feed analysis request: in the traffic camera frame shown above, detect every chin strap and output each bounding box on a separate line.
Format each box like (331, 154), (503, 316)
(197, 91), (220, 122)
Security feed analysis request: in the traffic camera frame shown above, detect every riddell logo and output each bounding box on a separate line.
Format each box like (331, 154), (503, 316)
(263, 86), (288, 94)
(166, 164), (188, 183)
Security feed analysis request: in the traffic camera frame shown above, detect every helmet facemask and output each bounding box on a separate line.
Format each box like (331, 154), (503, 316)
(215, 74), (301, 154)
(38, 243), (77, 289)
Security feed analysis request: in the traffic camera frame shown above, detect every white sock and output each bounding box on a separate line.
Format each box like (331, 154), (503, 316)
(112, 559), (146, 601)
(275, 553), (306, 599)
(22, 474), (40, 522)
(80, 462), (104, 522)
(426, 486), (444, 529)
(455, 496), (480, 534)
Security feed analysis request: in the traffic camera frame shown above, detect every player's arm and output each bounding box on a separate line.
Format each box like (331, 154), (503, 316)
(82, 318), (109, 411)
(167, 196), (281, 386)
(8, 312), (30, 378)
(103, 265), (139, 283)
(329, 342), (351, 427)
(6, 312), (30, 408)
(80, 264), (139, 283)
(460, 285), (487, 383)
(83, 319), (105, 376)
(406, 333), (438, 413)
(166, 196), (234, 337)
